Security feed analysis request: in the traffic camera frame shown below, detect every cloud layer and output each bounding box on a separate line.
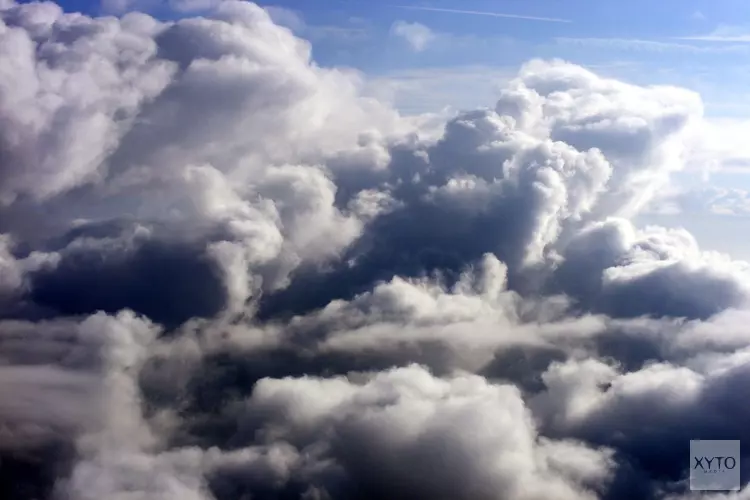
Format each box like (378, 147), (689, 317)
(0, 2), (748, 499)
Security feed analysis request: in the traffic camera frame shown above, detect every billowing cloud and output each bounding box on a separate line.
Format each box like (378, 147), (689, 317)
(1, 1), (749, 499)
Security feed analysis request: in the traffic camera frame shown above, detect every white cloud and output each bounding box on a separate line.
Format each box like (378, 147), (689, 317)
(390, 20), (436, 52)
(262, 5), (304, 31)
(556, 37), (750, 53)
(169, 0), (220, 13)
(243, 364), (615, 500)
(676, 25), (750, 42)
(647, 186), (750, 217)
(3, 2), (750, 499)
(685, 117), (750, 175)
(263, 5), (369, 43)
(99, 0), (134, 14)
(365, 65), (515, 114)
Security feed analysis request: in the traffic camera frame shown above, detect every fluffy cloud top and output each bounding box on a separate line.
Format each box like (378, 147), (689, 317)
(0, 1), (748, 500)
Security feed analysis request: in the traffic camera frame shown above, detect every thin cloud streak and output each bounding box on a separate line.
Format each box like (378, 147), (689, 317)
(397, 5), (571, 23)
(675, 26), (750, 43)
(556, 37), (750, 53)
(676, 35), (750, 42)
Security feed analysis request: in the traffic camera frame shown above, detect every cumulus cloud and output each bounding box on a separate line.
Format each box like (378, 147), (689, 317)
(235, 364), (616, 500)
(530, 356), (750, 497)
(1, 1), (749, 499)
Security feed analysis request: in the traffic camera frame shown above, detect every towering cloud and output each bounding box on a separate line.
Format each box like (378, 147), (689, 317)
(0, 1), (747, 499)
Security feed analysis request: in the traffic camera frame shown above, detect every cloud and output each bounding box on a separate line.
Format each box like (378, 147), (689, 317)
(233, 364), (616, 500)
(530, 355), (750, 497)
(2, 1), (750, 499)
(684, 117), (750, 175)
(676, 25), (750, 42)
(263, 5), (369, 43)
(364, 65), (515, 115)
(390, 20), (436, 52)
(397, 5), (571, 24)
(263, 5), (305, 31)
(169, 0), (221, 13)
(555, 37), (750, 54)
(647, 186), (750, 217)
(99, 0), (136, 15)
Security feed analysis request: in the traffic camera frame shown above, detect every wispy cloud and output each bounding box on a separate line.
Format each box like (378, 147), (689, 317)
(397, 5), (571, 23)
(264, 6), (305, 31)
(307, 25), (370, 42)
(390, 20), (436, 52)
(556, 37), (750, 53)
(558, 37), (701, 52)
(678, 35), (750, 42)
(264, 6), (370, 43)
(365, 64), (515, 115)
(676, 25), (750, 43)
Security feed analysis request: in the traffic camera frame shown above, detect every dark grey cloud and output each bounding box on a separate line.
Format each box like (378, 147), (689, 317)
(552, 220), (750, 321)
(530, 356), (750, 499)
(27, 227), (228, 329)
(1, 1), (749, 499)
